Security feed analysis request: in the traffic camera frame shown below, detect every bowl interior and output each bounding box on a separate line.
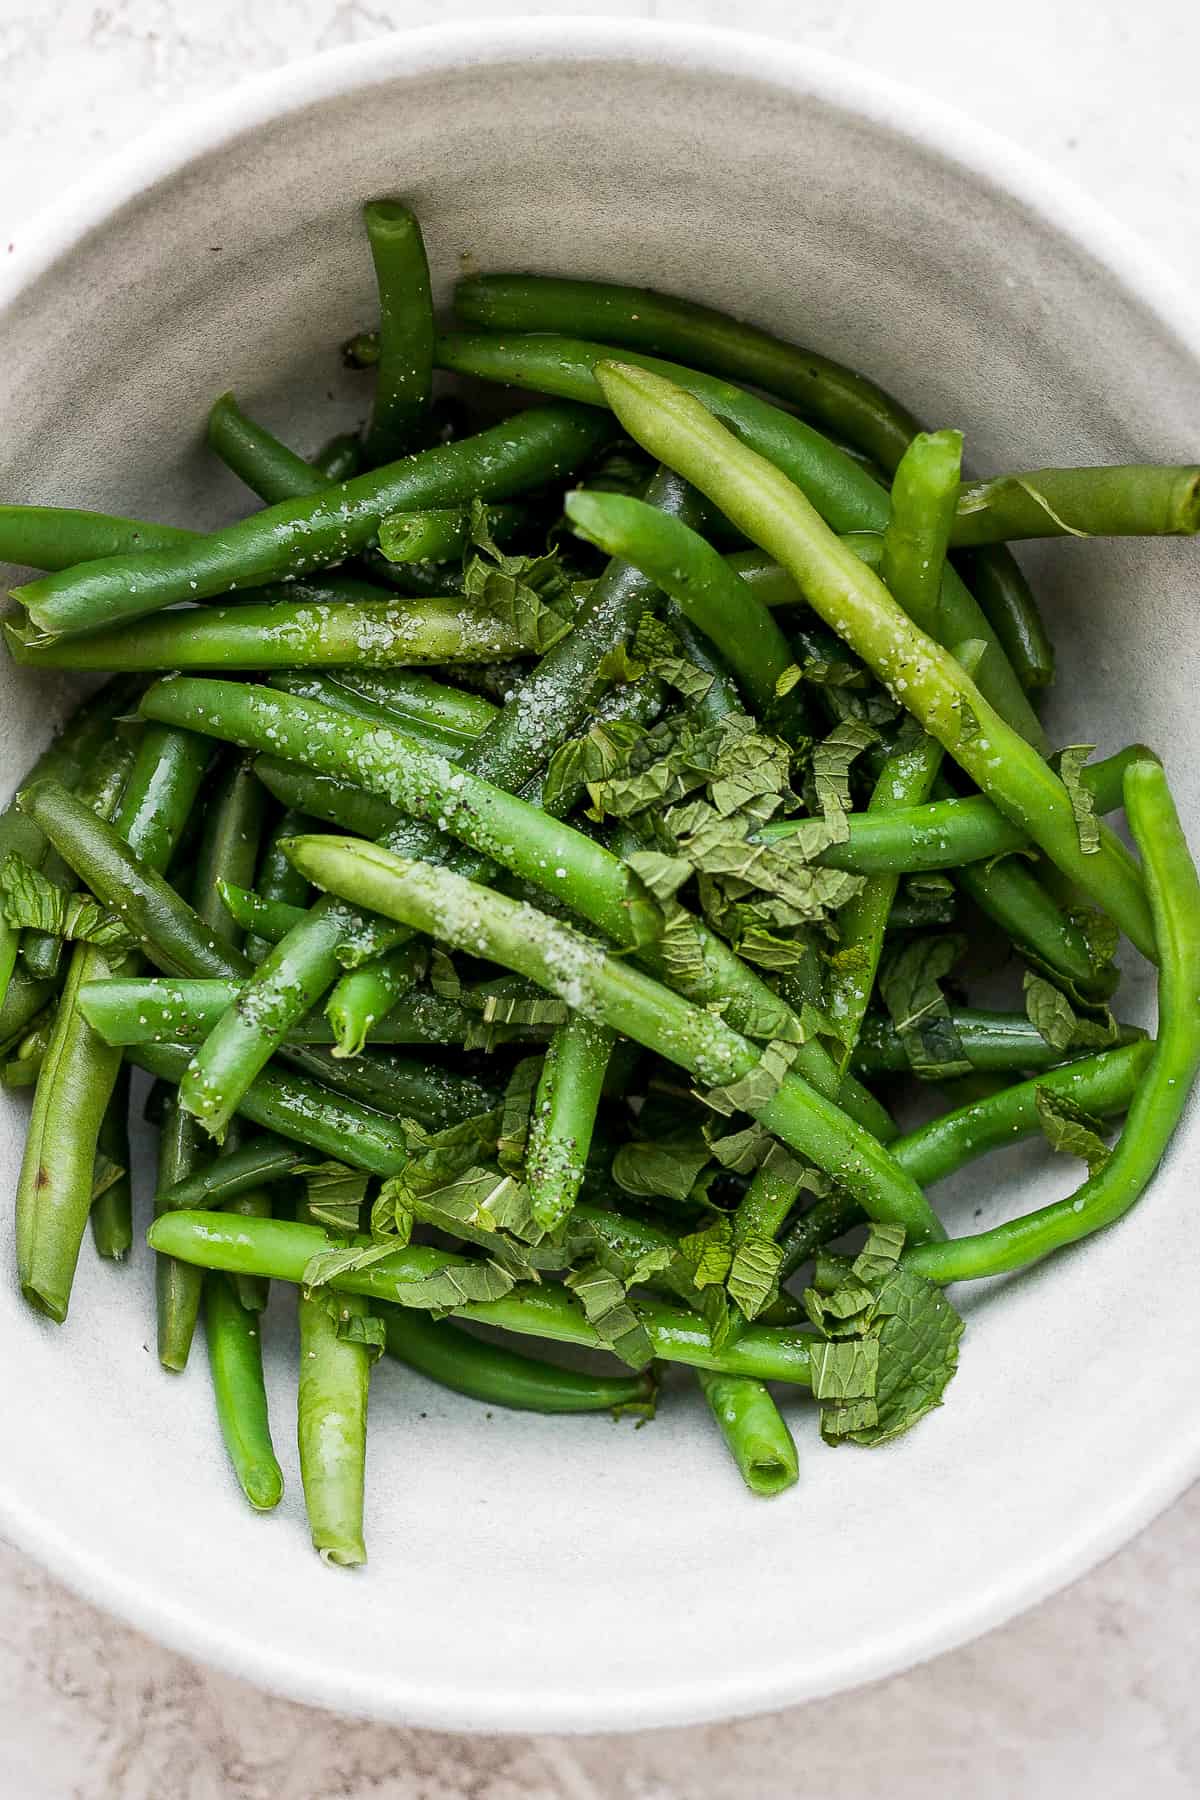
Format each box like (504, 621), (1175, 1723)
(1, 26), (1198, 1732)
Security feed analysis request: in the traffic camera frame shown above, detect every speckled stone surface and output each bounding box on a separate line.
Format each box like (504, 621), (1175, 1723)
(1, 2), (1198, 1794)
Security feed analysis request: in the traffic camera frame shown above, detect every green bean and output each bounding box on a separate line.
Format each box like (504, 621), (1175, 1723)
(952, 466), (1200, 543)
(155, 1131), (304, 1213)
(322, 939), (427, 1063)
(139, 676), (893, 1139)
(0, 968), (56, 1056)
(695, 1369), (799, 1497)
(14, 725), (209, 1321)
(19, 780), (244, 980)
(193, 763), (273, 1306)
(5, 593), (534, 673)
(377, 503), (524, 564)
(204, 1274), (284, 1510)
(290, 1039), (498, 1127)
(296, 1278), (372, 1566)
(283, 667), (497, 744)
(312, 432), (363, 484)
(23, 733), (136, 982)
(255, 757), (402, 839)
(908, 762), (1200, 1281)
(525, 1015), (615, 1231)
(245, 806), (312, 964)
(13, 405), (607, 638)
(891, 1041), (1153, 1189)
(436, 333), (1046, 748)
(207, 393), (330, 504)
(0, 504), (195, 569)
(362, 200), (434, 466)
(130, 1040), (415, 1174)
(90, 1063), (132, 1260)
(958, 547), (1055, 691)
(218, 882), (307, 946)
(593, 360), (1155, 957)
(756, 744), (1154, 871)
(381, 1307), (655, 1413)
(953, 849), (1112, 995)
(852, 1007), (1145, 1076)
(195, 762), (266, 949)
(286, 834), (944, 1241)
(455, 272), (920, 473)
(155, 1089), (206, 1368)
(564, 489), (797, 716)
(78, 976), (485, 1050)
(880, 430), (963, 636)
(147, 1210), (816, 1385)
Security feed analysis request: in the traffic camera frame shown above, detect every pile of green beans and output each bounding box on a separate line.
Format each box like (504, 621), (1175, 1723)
(3, 204), (1198, 1562)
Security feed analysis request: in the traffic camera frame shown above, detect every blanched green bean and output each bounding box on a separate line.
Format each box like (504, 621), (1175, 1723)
(362, 200), (434, 465)
(205, 1274), (284, 1511)
(381, 1308), (656, 1414)
(696, 1369), (800, 1497)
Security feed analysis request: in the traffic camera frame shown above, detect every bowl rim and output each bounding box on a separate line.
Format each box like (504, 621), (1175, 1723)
(2, 13), (1199, 1735)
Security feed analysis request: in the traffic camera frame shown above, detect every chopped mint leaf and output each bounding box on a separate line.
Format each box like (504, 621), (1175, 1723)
(1035, 1086), (1112, 1175)
(810, 720), (878, 838)
(298, 1161), (371, 1235)
(1058, 745), (1100, 856)
(879, 933), (972, 1080)
(676, 1214), (734, 1290)
(726, 1234), (784, 1321)
(611, 1132), (711, 1203)
(631, 612), (716, 706)
(563, 1260), (656, 1369)
(699, 1037), (800, 1118)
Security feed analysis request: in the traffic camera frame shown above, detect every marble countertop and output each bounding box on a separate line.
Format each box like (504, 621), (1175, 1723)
(2, 2), (1198, 1794)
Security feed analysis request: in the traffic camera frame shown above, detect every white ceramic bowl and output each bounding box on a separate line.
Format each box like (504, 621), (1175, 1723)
(1, 18), (1198, 1735)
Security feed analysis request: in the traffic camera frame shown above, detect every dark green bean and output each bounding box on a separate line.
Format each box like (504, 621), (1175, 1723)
(853, 1007), (1145, 1076)
(129, 1040), (414, 1175)
(14, 725), (208, 1321)
(207, 393), (330, 505)
(155, 1131), (304, 1213)
(219, 883), (307, 946)
(362, 200), (434, 466)
(245, 807), (313, 965)
(14, 406), (607, 637)
(23, 733), (136, 982)
(455, 271), (920, 473)
(958, 547), (1055, 691)
(0, 677), (147, 1005)
(255, 757), (401, 840)
(381, 1307), (656, 1414)
(312, 432), (363, 483)
(90, 1063), (132, 1260)
(952, 466), (1200, 543)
